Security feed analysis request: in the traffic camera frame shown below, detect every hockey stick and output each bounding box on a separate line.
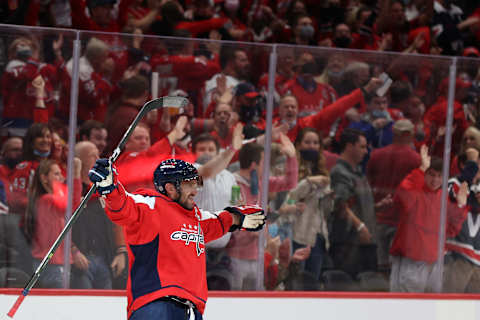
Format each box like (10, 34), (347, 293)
(5, 96), (188, 318)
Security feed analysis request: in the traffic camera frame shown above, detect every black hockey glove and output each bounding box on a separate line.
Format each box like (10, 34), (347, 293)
(88, 159), (118, 195)
(225, 205), (266, 232)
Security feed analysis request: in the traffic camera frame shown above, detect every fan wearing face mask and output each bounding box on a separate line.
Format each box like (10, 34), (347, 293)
(349, 95), (397, 149)
(283, 127), (333, 283)
(282, 56), (338, 118)
(2, 36), (61, 136)
(291, 13), (317, 46)
(7, 124), (55, 221)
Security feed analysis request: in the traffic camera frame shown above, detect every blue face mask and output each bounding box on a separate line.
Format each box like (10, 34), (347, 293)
(33, 149), (51, 158)
(299, 25), (314, 40)
(371, 109), (389, 119)
(250, 169), (259, 196)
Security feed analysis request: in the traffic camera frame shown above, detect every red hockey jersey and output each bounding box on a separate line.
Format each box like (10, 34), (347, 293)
(1, 59), (58, 123)
(6, 160), (38, 216)
(103, 184), (233, 317)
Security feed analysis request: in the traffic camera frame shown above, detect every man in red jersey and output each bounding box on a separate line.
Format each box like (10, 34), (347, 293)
(89, 158), (265, 319)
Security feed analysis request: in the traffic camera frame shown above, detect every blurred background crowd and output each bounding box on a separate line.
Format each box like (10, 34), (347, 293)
(1, 0), (480, 57)
(0, 0), (480, 294)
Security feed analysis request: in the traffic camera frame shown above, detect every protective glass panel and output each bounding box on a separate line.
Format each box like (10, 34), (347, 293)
(269, 44), (456, 293)
(0, 24), (77, 289)
(78, 30), (273, 291)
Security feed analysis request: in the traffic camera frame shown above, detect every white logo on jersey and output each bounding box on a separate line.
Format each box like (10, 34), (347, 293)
(170, 230), (205, 246)
(468, 212), (480, 238)
(171, 221), (205, 256)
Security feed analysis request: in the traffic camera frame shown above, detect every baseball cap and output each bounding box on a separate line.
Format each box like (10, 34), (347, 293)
(88, 0), (116, 8)
(393, 119), (414, 133)
(463, 47), (480, 57)
(234, 82), (260, 98)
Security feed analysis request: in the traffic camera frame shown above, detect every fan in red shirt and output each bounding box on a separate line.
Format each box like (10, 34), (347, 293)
(423, 77), (472, 159)
(116, 116), (195, 193)
(1, 37), (62, 134)
(151, 0), (230, 38)
(282, 61), (338, 118)
(70, 0), (120, 33)
(105, 75), (150, 156)
(150, 30), (220, 113)
(218, 0), (250, 41)
(60, 37), (114, 123)
(274, 77), (382, 150)
(7, 124), (52, 221)
(375, 0), (410, 52)
(118, 0), (162, 32)
(389, 145), (469, 292)
(257, 46), (296, 106)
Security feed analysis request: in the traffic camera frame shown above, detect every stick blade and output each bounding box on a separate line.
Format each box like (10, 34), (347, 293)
(161, 96), (189, 108)
(145, 96), (188, 112)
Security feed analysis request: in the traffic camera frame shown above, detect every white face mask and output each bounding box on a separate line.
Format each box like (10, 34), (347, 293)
(225, 0), (239, 13)
(196, 154), (213, 165)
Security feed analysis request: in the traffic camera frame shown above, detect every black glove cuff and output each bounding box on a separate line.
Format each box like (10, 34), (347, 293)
(225, 206), (244, 232)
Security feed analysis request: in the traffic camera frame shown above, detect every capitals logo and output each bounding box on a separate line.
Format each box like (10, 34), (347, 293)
(170, 224), (205, 256)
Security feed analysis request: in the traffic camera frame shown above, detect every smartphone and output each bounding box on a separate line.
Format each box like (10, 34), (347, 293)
(377, 72), (393, 97)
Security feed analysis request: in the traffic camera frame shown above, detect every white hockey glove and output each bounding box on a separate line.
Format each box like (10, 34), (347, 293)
(225, 205), (266, 232)
(88, 159), (118, 195)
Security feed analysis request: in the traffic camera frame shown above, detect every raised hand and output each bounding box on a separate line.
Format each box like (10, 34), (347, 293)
(32, 75), (45, 98)
(457, 181), (469, 208)
(363, 77), (383, 94)
(466, 148), (480, 162)
(420, 145), (430, 172)
(231, 123), (244, 151)
(170, 115), (188, 143)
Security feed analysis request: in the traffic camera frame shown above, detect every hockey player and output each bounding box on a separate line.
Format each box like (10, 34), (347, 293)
(88, 158), (265, 319)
